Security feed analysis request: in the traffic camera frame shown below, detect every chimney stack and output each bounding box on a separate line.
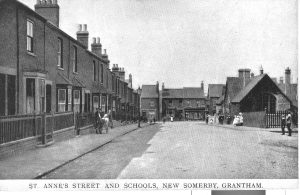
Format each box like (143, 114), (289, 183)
(238, 68), (251, 87)
(35, 0), (60, 27)
(91, 37), (102, 57)
(119, 67), (125, 81)
(76, 24), (89, 49)
(102, 49), (109, 62)
(128, 74), (133, 88)
(162, 82), (165, 90)
(285, 67), (291, 84)
(250, 72), (254, 78)
(112, 64), (119, 77)
(201, 81), (204, 91)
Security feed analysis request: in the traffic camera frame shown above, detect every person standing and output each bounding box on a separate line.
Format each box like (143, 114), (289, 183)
(108, 109), (113, 129)
(94, 107), (101, 134)
(238, 112), (243, 126)
(286, 112), (292, 136)
(281, 114), (286, 135)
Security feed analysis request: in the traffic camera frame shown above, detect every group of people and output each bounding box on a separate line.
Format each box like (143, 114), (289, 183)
(281, 113), (292, 136)
(233, 112), (244, 126)
(94, 107), (113, 134)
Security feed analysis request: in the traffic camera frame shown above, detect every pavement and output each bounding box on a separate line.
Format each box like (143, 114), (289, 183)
(42, 123), (162, 179)
(210, 122), (298, 133)
(0, 122), (149, 179)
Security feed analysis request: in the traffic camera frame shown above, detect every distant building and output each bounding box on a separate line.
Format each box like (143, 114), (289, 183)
(141, 82), (160, 120)
(207, 84), (225, 114)
(161, 83), (206, 120)
(223, 68), (292, 115)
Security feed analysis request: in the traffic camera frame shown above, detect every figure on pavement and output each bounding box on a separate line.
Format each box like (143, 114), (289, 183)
(233, 113), (243, 126)
(94, 107), (102, 134)
(108, 109), (113, 129)
(286, 112), (292, 136)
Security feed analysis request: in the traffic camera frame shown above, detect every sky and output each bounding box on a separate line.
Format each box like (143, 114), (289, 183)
(20, 0), (297, 91)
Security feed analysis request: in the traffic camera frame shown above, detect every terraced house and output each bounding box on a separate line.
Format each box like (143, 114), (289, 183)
(0, 0), (141, 150)
(161, 82), (206, 120)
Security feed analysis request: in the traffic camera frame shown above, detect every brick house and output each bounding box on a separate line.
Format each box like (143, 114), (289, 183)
(207, 84), (225, 114)
(161, 83), (206, 120)
(141, 83), (160, 121)
(0, 0), (140, 119)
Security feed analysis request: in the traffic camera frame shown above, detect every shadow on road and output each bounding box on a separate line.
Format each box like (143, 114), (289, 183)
(42, 123), (163, 179)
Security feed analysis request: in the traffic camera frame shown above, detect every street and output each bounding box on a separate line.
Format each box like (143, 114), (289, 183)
(42, 122), (298, 179)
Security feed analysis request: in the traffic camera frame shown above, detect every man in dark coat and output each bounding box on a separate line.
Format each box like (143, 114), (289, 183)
(286, 113), (292, 136)
(108, 109), (113, 129)
(94, 107), (101, 134)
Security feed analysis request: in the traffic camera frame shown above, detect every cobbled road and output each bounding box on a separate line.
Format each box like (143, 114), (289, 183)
(42, 122), (298, 179)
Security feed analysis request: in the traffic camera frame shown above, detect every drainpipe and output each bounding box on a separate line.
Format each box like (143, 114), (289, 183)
(16, 6), (20, 114)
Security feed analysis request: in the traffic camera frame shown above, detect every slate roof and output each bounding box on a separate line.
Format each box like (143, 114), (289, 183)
(141, 85), (158, 98)
(162, 88), (205, 99)
(225, 77), (245, 102)
(162, 88), (183, 98)
(72, 77), (86, 88)
(208, 84), (225, 98)
(183, 87), (205, 98)
(56, 72), (72, 86)
(231, 74), (265, 103)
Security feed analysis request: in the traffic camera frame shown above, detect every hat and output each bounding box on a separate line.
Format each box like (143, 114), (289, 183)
(239, 112), (242, 115)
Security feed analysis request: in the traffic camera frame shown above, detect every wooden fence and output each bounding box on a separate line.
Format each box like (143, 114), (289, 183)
(265, 111), (289, 128)
(243, 111), (266, 128)
(0, 114), (42, 144)
(227, 110), (297, 129)
(76, 112), (94, 129)
(0, 112), (74, 145)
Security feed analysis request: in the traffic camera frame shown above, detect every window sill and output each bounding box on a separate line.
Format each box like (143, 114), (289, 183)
(27, 51), (36, 57)
(57, 67), (64, 71)
(73, 72), (79, 75)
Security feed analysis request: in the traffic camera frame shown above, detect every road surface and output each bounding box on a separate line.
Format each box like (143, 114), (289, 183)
(42, 121), (298, 179)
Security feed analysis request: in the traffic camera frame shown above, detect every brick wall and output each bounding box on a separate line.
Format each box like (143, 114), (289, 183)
(275, 93), (291, 111)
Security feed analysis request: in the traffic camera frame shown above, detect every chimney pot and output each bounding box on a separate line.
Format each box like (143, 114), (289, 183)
(83, 24), (87, 31)
(104, 49), (107, 54)
(36, 0), (40, 4)
(285, 67), (291, 84)
(97, 37), (100, 44)
(92, 37), (96, 44)
(53, 0), (57, 4)
(47, 0), (52, 5)
(78, 24), (82, 32)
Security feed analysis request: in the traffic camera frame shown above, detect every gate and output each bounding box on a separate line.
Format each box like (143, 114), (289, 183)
(265, 111), (288, 128)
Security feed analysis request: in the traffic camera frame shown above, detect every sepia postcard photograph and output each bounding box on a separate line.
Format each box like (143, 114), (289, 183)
(0, 0), (298, 193)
